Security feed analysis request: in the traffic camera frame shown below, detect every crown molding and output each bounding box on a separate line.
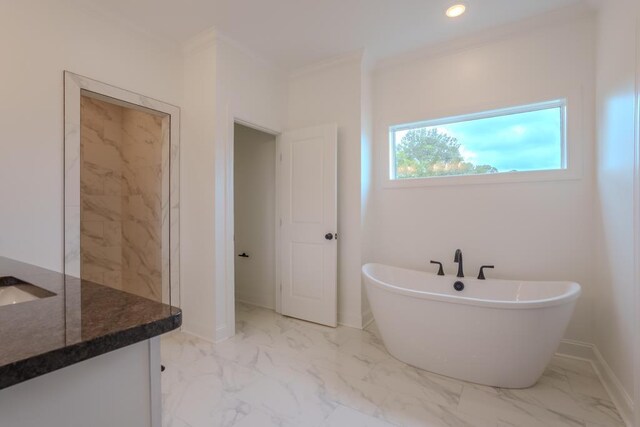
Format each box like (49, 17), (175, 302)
(289, 50), (364, 80)
(181, 27), (217, 54)
(215, 31), (283, 73)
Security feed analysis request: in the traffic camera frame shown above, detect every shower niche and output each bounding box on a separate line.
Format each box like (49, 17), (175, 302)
(64, 72), (180, 306)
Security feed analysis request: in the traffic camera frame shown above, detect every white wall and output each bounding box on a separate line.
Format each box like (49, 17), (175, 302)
(0, 0), (182, 272)
(369, 15), (597, 343)
(360, 63), (374, 324)
(286, 54), (365, 327)
(181, 31), (217, 340)
(0, 0), (222, 343)
(215, 35), (286, 133)
(593, 0), (640, 410)
(0, 3), (287, 343)
(214, 33), (287, 340)
(637, 18), (640, 423)
(234, 124), (277, 309)
(182, 30), (287, 341)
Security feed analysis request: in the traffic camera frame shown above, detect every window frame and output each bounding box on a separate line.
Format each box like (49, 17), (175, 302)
(386, 99), (574, 187)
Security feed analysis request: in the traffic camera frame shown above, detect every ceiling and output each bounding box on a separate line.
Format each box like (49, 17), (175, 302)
(75, 0), (585, 71)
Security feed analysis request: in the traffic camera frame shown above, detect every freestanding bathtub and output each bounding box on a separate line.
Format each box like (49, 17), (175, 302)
(362, 263), (581, 388)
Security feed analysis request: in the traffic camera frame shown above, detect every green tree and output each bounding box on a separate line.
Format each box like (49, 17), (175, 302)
(395, 128), (498, 178)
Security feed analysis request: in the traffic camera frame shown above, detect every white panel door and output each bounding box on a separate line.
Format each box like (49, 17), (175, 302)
(280, 124), (337, 327)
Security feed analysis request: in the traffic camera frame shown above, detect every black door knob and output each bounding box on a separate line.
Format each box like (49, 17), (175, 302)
(325, 233), (334, 240)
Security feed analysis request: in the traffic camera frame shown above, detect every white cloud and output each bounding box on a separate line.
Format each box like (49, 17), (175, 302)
(435, 126), (454, 137)
(459, 145), (477, 162)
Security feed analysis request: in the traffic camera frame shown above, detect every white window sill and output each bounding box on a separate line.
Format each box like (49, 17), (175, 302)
(382, 168), (580, 188)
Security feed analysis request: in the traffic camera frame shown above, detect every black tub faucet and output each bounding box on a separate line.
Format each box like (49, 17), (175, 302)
(454, 249), (464, 278)
(478, 265), (494, 280)
(430, 260), (445, 276)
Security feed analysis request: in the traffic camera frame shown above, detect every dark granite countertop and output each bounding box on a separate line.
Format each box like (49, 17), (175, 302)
(0, 257), (181, 390)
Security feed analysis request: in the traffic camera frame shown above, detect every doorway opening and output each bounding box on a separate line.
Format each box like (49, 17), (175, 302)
(233, 123), (280, 323)
(228, 122), (339, 337)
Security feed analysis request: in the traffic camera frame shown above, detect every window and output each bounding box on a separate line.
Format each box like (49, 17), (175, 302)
(389, 100), (566, 181)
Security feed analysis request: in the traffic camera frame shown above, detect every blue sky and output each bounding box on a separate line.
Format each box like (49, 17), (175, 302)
(398, 107), (563, 173)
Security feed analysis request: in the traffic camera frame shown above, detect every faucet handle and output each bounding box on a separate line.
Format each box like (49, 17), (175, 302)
(430, 260), (445, 276)
(478, 265), (494, 280)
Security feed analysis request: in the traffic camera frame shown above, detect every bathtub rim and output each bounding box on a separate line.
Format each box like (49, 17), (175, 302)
(362, 263), (581, 310)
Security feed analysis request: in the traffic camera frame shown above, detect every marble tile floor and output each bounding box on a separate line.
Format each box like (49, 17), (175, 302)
(161, 303), (624, 427)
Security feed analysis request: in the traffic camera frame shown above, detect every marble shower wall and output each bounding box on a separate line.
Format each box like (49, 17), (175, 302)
(80, 95), (164, 302)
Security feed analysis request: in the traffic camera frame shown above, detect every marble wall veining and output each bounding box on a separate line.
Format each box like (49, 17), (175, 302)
(80, 95), (164, 302)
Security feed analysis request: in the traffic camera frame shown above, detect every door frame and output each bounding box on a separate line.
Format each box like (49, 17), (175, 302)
(223, 109), (281, 339)
(63, 71), (181, 308)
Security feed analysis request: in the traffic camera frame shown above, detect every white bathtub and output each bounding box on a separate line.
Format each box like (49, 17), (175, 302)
(362, 263), (581, 388)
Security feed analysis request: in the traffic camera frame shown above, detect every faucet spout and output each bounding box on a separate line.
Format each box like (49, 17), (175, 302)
(454, 249), (464, 278)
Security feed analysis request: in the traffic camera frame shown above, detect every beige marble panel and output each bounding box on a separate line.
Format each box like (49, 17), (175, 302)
(122, 109), (163, 169)
(122, 164), (162, 196)
(122, 271), (162, 302)
(80, 246), (121, 276)
(82, 141), (122, 175)
(124, 194), (161, 222)
(81, 195), (122, 222)
(80, 161), (105, 195)
(103, 222), (122, 246)
(80, 94), (163, 302)
(80, 221), (103, 245)
(122, 221), (161, 272)
(103, 270), (123, 290)
(120, 106), (163, 302)
(81, 97), (124, 290)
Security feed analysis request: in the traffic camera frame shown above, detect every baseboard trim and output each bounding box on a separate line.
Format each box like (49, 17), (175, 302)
(556, 339), (634, 426)
(179, 320), (219, 344)
(214, 324), (233, 343)
(556, 339), (595, 360)
(338, 311), (363, 329)
(235, 299), (362, 329)
(362, 308), (374, 329)
(178, 329), (216, 344)
(235, 295), (275, 311)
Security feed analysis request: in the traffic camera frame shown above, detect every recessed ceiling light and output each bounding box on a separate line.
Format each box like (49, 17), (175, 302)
(446, 4), (466, 18)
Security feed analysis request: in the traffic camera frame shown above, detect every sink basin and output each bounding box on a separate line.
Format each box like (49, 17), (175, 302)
(0, 277), (55, 307)
(0, 286), (40, 305)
